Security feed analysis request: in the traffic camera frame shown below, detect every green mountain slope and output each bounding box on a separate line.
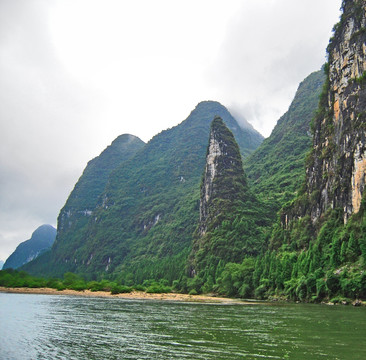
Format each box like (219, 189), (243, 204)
(61, 134), (146, 212)
(25, 101), (263, 281)
(244, 69), (325, 213)
(3, 225), (56, 269)
(54, 134), (145, 253)
(23, 134), (145, 276)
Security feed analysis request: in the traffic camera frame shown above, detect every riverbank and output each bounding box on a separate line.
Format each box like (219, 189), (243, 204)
(0, 286), (260, 304)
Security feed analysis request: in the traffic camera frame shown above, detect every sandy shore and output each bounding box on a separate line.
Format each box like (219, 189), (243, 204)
(0, 286), (259, 304)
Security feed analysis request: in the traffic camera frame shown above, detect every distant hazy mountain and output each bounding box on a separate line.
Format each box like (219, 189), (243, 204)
(0, 260), (4, 270)
(3, 225), (56, 269)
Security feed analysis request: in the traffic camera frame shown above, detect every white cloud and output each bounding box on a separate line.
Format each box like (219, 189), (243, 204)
(207, 0), (341, 136)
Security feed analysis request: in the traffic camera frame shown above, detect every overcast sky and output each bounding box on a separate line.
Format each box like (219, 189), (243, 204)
(0, 0), (341, 261)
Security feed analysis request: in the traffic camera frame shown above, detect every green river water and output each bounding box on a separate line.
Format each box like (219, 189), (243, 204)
(0, 292), (365, 359)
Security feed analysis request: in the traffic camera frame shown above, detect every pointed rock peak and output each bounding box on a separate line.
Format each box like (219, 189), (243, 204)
(211, 115), (226, 127)
(199, 116), (248, 235)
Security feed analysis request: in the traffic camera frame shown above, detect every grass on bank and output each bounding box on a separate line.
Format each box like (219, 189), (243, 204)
(0, 269), (172, 295)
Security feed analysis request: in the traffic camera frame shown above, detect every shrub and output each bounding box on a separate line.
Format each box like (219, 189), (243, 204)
(239, 283), (251, 298)
(316, 279), (328, 300)
(146, 284), (171, 293)
(68, 281), (87, 291)
(133, 284), (145, 291)
(295, 277), (307, 301)
(326, 273), (340, 297)
(255, 284), (268, 299)
(110, 285), (132, 295)
(87, 280), (113, 292)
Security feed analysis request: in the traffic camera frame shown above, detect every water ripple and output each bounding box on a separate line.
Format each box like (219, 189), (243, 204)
(1, 293), (366, 359)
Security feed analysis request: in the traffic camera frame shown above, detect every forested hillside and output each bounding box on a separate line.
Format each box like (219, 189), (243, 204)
(244, 70), (325, 214)
(24, 101), (263, 281)
(178, 70), (327, 296)
(23, 135), (145, 275)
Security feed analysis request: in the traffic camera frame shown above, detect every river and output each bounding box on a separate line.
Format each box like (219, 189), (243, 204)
(0, 292), (365, 359)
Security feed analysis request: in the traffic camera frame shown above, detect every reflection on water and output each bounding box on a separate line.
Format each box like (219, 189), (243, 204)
(0, 292), (365, 359)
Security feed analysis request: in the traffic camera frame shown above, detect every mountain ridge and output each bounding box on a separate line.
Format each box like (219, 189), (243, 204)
(244, 69), (326, 213)
(24, 101), (263, 281)
(3, 225), (56, 270)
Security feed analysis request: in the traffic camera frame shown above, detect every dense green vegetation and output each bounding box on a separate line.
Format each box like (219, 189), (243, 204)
(0, 269), (172, 295)
(63, 134), (145, 211)
(244, 70), (325, 215)
(218, 1), (366, 303)
(54, 135), (145, 262)
(24, 101), (263, 282)
(211, 196), (366, 303)
(173, 102), (365, 303)
(22, 135), (145, 277)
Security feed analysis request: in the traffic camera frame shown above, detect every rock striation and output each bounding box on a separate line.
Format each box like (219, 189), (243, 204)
(189, 117), (257, 278)
(287, 0), (366, 224)
(198, 116), (248, 236)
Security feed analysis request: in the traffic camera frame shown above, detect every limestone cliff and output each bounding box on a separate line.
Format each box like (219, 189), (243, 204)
(188, 117), (265, 280)
(288, 0), (366, 224)
(198, 116), (248, 236)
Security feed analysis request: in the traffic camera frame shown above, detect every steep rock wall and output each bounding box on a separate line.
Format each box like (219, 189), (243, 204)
(293, 0), (366, 224)
(198, 116), (248, 236)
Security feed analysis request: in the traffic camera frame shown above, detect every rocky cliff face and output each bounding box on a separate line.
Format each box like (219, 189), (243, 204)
(293, 0), (366, 224)
(198, 116), (248, 236)
(198, 129), (222, 236)
(188, 117), (260, 279)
